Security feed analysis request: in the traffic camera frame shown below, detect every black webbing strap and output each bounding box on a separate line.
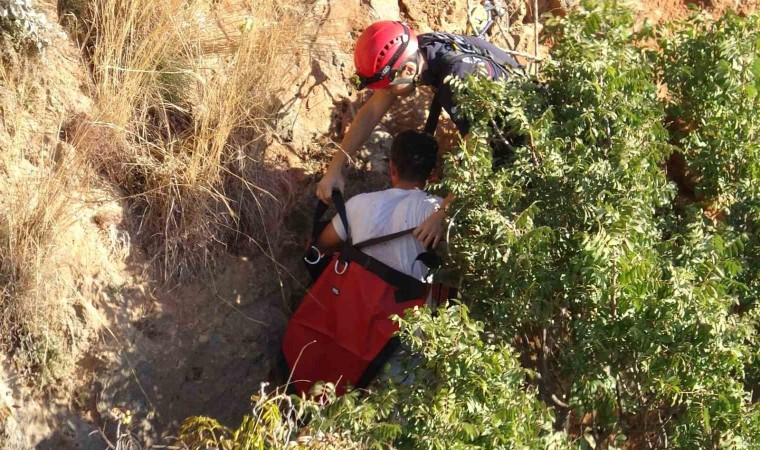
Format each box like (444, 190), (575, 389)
(332, 190), (351, 244)
(339, 244), (428, 302)
(311, 190), (351, 244)
(415, 251), (441, 271)
(315, 192), (435, 263)
(311, 201), (329, 242)
(353, 227), (442, 272)
(419, 32), (527, 136)
(425, 92), (443, 135)
(354, 227), (416, 250)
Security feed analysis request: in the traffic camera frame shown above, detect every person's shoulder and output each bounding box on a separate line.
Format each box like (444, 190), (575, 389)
(345, 189), (397, 207)
(423, 193), (443, 208)
(406, 189), (442, 206)
(345, 191), (374, 207)
(413, 192), (442, 219)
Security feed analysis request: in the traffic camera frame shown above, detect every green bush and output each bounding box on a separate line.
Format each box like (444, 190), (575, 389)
(307, 305), (567, 449)
(440, 1), (760, 446)
(660, 11), (760, 309)
(660, 12), (760, 203)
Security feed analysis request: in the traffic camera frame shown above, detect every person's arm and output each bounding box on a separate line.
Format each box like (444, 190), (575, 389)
(316, 90), (397, 202)
(315, 222), (344, 254)
(316, 195), (356, 253)
(413, 133), (476, 248)
(413, 195), (451, 249)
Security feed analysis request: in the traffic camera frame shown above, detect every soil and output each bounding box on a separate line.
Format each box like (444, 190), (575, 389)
(639, 0), (759, 23)
(0, 0), (756, 448)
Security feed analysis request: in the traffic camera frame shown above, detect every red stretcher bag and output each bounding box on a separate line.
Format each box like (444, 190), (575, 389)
(283, 191), (451, 396)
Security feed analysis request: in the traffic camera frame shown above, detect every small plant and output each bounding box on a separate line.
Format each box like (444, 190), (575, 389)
(0, 0), (53, 52)
(96, 408), (145, 450)
(178, 382), (362, 449)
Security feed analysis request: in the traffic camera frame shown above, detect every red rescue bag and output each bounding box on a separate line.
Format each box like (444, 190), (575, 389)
(284, 191), (450, 396)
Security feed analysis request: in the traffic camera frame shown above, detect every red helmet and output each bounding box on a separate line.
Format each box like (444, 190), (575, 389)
(351, 21), (419, 91)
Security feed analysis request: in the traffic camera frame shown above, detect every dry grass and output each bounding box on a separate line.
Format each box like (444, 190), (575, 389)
(0, 150), (84, 387)
(0, 26), (102, 392)
(68, 0), (306, 279)
(0, 0), (308, 386)
(0, 56), (83, 386)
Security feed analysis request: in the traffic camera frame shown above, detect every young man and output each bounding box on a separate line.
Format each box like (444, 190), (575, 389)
(316, 21), (524, 248)
(315, 130), (441, 281)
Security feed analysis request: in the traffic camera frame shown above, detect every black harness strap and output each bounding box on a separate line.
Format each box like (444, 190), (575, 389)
(418, 32), (526, 135)
(311, 200), (329, 242)
(415, 251), (441, 270)
(313, 190), (351, 243)
(354, 227), (415, 249)
(332, 190), (351, 244)
(425, 93), (443, 135)
(354, 227), (442, 271)
(320, 192), (441, 299)
(339, 244), (428, 303)
(419, 32), (522, 71)
(356, 337), (401, 388)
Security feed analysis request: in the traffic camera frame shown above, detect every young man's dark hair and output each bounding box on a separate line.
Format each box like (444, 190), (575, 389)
(390, 130), (438, 184)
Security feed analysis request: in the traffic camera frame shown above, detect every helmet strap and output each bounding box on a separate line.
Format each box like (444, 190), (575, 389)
(388, 53), (422, 88)
(388, 74), (419, 87)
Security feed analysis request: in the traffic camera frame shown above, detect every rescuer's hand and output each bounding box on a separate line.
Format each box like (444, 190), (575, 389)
(414, 209), (446, 249)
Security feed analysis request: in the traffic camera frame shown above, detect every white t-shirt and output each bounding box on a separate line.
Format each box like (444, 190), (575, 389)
(332, 188), (442, 281)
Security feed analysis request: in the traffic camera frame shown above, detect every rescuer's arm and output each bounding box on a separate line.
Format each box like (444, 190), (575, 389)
(316, 89), (397, 202)
(413, 133), (476, 248)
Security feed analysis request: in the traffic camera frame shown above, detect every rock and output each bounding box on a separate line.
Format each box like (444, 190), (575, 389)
(369, 0), (400, 20)
(512, 22), (546, 68)
(360, 130), (393, 175)
(401, 0), (469, 34)
(365, 129), (393, 151)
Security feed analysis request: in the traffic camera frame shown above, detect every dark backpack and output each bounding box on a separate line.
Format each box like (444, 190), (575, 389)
(418, 32), (526, 134)
(419, 32), (523, 71)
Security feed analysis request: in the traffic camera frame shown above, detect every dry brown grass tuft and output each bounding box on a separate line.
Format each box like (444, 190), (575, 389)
(0, 60), (71, 385)
(0, 148), (85, 387)
(68, 0), (307, 278)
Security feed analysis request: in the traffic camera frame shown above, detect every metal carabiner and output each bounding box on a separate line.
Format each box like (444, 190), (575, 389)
(303, 246), (323, 265)
(334, 260), (349, 275)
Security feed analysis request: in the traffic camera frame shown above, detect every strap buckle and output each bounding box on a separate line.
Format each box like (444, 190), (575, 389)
(304, 246), (323, 265)
(349, 73), (366, 90)
(334, 260), (349, 275)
